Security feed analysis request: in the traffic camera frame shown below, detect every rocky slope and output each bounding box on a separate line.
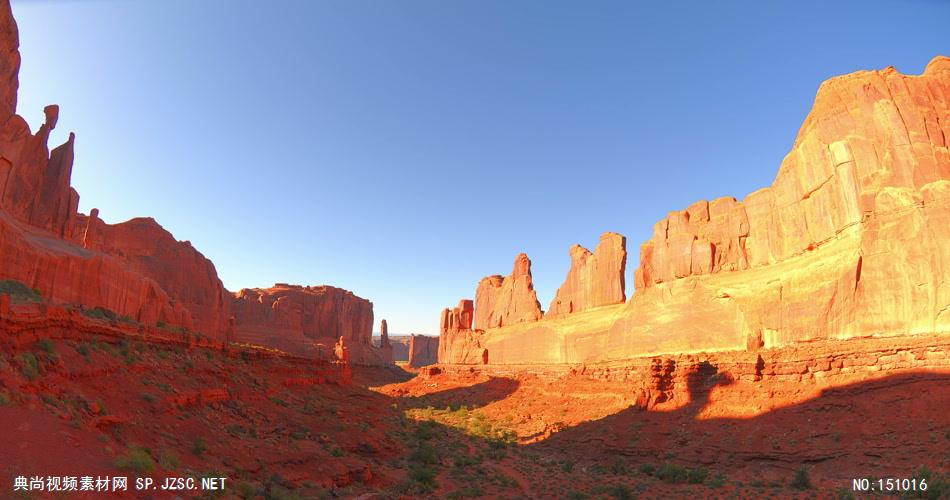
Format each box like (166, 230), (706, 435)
(441, 55), (950, 365)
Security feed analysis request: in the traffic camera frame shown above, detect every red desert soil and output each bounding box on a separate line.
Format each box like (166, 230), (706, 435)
(1, 308), (948, 499)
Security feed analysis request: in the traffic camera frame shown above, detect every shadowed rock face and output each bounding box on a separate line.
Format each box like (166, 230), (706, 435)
(441, 55), (950, 365)
(407, 334), (439, 368)
(547, 232), (627, 316)
(474, 253), (542, 330)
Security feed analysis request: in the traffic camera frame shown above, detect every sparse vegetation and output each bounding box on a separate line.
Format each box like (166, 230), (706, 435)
(36, 339), (56, 354)
(16, 352), (39, 380)
(83, 306), (117, 321)
(0, 279), (42, 302)
(115, 445), (156, 474)
(656, 462), (689, 484)
(791, 466), (812, 490)
(158, 449), (180, 471)
(192, 437), (208, 457)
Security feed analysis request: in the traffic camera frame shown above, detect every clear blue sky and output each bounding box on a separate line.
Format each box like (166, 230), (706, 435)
(11, 0), (949, 334)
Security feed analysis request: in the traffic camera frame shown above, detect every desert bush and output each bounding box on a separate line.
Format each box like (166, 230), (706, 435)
(0, 280), (42, 302)
(36, 339), (56, 354)
(637, 463), (656, 475)
(791, 466), (812, 490)
(705, 472), (726, 488)
(16, 352), (39, 380)
(0, 391), (11, 406)
(408, 464), (438, 492)
(83, 306), (117, 321)
(687, 466), (708, 484)
(902, 466), (950, 500)
(158, 449), (180, 471)
(609, 457), (628, 475)
(116, 445), (156, 474)
(192, 437), (208, 456)
(656, 462), (688, 484)
(409, 443), (439, 465)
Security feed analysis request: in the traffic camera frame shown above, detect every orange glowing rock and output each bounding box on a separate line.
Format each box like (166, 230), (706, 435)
(547, 231), (627, 316)
(474, 253), (542, 330)
(441, 55), (950, 365)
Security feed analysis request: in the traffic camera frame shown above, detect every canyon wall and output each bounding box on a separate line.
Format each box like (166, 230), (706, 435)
(407, 334), (439, 368)
(0, 2), (381, 359)
(440, 56), (950, 365)
(230, 284), (387, 364)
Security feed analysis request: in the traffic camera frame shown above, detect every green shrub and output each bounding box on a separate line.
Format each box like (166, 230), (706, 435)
(0, 280), (42, 302)
(904, 466), (950, 500)
(656, 462), (688, 484)
(330, 448), (344, 457)
(36, 339), (56, 354)
(408, 464), (438, 492)
(191, 437), (208, 456)
(609, 457), (628, 475)
(705, 472), (726, 488)
(791, 466), (812, 490)
(638, 463), (656, 475)
(16, 353), (39, 380)
(83, 306), (117, 321)
(561, 459), (575, 473)
(158, 449), (180, 471)
(116, 445), (156, 474)
(0, 391), (11, 406)
(409, 444), (439, 465)
(75, 342), (91, 357)
(687, 466), (708, 484)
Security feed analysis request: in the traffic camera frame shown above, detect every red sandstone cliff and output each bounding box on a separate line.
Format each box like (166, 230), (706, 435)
(231, 284), (388, 364)
(440, 56), (950, 364)
(0, 2), (378, 355)
(547, 232), (627, 316)
(474, 253), (542, 330)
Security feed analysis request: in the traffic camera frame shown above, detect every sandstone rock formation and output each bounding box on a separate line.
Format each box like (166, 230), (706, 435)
(407, 334), (439, 368)
(474, 253), (542, 330)
(231, 284), (387, 364)
(0, 1), (376, 351)
(547, 232), (627, 316)
(440, 56), (950, 364)
(378, 319), (394, 364)
(440, 299), (474, 334)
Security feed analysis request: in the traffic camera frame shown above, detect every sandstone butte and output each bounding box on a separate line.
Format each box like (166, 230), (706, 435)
(0, 1), (389, 365)
(406, 334), (439, 368)
(440, 55), (950, 365)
